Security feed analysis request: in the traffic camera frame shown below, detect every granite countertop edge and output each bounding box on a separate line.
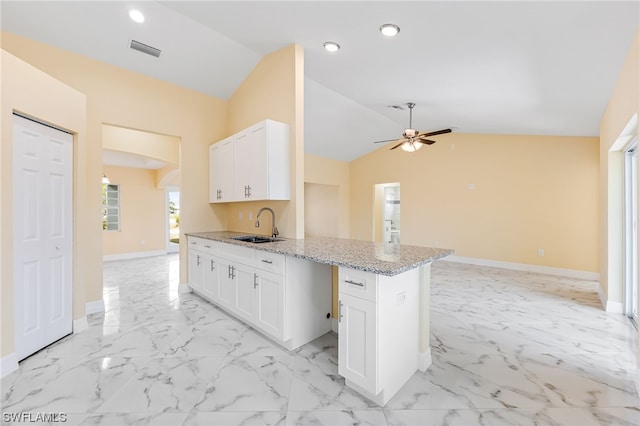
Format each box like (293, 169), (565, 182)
(186, 231), (454, 277)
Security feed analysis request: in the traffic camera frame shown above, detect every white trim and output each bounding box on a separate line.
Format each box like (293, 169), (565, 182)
(597, 284), (625, 313)
(417, 349), (432, 372)
(331, 318), (339, 334)
(444, 255), (599, 281)
(0, 353), (19, 379)
(73, 316), (88, 333)
(86, 300), (105, 315)
(103, 250), (167, 262)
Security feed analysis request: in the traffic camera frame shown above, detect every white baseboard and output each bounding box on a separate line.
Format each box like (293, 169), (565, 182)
(418, 350), (432, 372)
(73, 316), (88, 333)
(597, 284), (625, 313)
(331, 318), (338, 334)
(444, 255), (599, 281)
(103, 250), (167, 262)
(86, 299), (105, 315)
(0, 353), (19, 379)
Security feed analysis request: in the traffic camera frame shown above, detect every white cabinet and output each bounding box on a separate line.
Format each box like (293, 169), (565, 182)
(187, 237), (332, 350)
(209, 137), (234, 202)
(217, 258), (237, 309)
(209, 119), (290, 203)
(201, 252), (219, 302)
(338, 292), (377, 392)
(338, 267), (420, 406)
(234, 263), (256, 322)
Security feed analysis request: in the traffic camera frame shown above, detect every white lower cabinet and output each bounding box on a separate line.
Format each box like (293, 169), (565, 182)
(201, 253), (219, 302)
(187, 237), (331, 350)
(338, 266), (420, 406)
(255, 269), (285, 340)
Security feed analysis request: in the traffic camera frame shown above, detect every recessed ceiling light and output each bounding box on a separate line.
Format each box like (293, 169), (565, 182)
(129, 10), (145, 23)
(323, 41), (340, 52)
(380, 24), (400, 37)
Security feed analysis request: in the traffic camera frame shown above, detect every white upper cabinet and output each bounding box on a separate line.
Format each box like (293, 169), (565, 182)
(210, 119), (290, 203)
(209, 137), (234, 203)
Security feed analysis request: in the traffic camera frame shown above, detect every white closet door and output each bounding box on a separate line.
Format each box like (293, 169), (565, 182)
(13, 114), (73, 361)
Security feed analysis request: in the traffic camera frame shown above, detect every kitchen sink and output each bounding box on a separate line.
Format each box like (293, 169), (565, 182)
(230, 235), (283, 244)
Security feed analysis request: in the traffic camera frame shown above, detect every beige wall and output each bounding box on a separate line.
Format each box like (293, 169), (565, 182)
(2, 31), (228, 308)
(226, 45), (305, 239)
(103, 124), (180, 167)
(350, 133), (600, 272)
(102, 166), (167, 256)
(1, 50), (87, 357)
(304, 154), (350, 239)
(599, 29), (639, 304)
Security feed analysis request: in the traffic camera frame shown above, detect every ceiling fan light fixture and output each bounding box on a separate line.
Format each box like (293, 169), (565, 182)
(401, 141), (422, 152)
(323, 41), (340, 52)
(380, 24), (400, 37)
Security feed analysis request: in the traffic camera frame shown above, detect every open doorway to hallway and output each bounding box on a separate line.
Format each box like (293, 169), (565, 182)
(168, 187), (180, 253)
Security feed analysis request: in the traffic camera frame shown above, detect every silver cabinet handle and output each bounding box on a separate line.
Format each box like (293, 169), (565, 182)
(210, 260), (215, 271)
(338, 300), (343, 322)
(204, 245), (211, 248)
(231, 266), (236, 280)
(197, 255), (201, 266)
(190, 241), (196, 245)
(254, 273), (258, 288)
(228, 265), (232, 279)
(261, 259), (273, 264)
(247, 185), (252, 197)
(345, 279), (364, 287)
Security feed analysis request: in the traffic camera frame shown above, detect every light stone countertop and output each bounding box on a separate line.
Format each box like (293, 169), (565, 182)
(186, 231), (454, 276)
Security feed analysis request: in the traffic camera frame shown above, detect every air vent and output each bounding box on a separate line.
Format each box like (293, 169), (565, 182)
(130, 40), (161, 58)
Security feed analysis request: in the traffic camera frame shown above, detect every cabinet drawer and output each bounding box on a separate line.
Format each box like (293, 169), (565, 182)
(218, 243), (255, 267)
(188, 237), (217, 255)
(255, 251), (285, 275)
(339, 268), (377, 302)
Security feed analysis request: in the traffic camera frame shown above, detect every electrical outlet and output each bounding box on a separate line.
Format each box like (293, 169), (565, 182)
(468, 183), (476, 190)
(537, 248), (545, 257)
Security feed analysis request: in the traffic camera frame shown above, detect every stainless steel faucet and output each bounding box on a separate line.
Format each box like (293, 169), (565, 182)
(255, 207), (279, 238)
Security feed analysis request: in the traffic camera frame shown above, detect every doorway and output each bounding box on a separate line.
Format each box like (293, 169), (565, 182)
(373, 183), (401, 243)
(624, 139), (638, 328)
(13, 114), (73, 360)
(168, 188), (180, 253)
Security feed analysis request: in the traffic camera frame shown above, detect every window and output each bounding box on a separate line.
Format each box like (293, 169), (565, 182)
(103, 183), (120, 231)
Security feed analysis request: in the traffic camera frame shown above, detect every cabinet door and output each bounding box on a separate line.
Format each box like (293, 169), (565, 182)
(188, 248), (204, 292)
(234, 263), (255, 321)
(255, 270), (285, 340)
(234, 132), (250, 200)
(217, 259), (236, 309)
(338, 293), (378, 393)
(210, 138), (234, 203)
(246, 124), (268, 200)
(202, 253), (219, 302)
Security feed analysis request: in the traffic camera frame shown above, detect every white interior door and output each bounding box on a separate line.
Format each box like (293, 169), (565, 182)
(13, 114), (73, 361)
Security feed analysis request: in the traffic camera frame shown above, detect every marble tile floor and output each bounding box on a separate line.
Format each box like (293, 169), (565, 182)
(2, 254), (640, 425)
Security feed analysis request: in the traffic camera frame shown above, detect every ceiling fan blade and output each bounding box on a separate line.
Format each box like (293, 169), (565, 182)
(390, 141), (405, 150)
(373, 138), (399, 144)
(418, 128), (452, 138)
(417, 139), (437, 145)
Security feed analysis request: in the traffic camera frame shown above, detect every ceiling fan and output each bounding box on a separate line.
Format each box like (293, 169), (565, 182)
(373, 102), (452, 152)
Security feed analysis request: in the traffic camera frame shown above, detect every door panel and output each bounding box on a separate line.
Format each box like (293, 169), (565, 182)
(13, 114), (73, 361)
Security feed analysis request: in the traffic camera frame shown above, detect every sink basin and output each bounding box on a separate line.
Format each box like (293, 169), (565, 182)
(230, 235), (283, 244)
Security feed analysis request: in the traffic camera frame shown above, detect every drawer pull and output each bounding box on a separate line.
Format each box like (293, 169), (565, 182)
(345, 279), (365, 287)
(338, 300), (343, 322)
(261, 259), (273, 264)
(204, 245), (211, 248)
(190, 242), (196, 245)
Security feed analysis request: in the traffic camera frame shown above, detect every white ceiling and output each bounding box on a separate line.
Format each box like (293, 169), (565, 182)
(2, 1), (638, 162)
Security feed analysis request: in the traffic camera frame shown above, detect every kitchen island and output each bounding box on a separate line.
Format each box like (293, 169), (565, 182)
(186, 231), (453, 405)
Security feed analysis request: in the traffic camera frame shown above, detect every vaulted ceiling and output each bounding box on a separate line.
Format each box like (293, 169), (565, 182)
(2, 1), (638, 161)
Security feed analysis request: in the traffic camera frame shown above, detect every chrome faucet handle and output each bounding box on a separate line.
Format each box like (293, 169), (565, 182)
(272, 226), (279, 238)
